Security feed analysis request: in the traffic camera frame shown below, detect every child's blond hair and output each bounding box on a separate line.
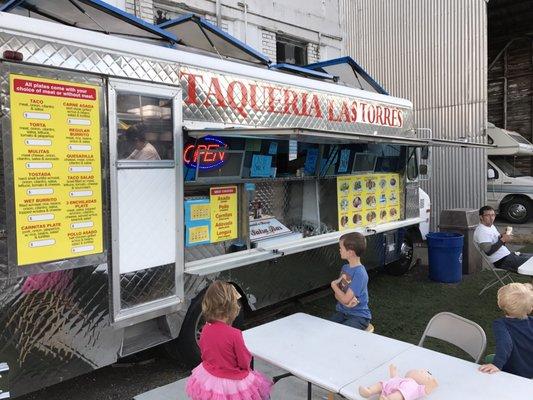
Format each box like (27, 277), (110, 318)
(497, 283), (533, 319)
(202, 280), (241, 324)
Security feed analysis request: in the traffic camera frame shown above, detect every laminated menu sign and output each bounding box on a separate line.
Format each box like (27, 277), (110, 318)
(337, 173), (401, 231)
(9, 74), (103, 265)
(185, 198), (211, 246)
(210, 186), (238, 242)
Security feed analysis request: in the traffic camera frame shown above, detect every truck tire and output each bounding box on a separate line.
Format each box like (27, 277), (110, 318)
(384, 232), (415, 276)
(502, 198), (531, 224)
(164, 288), (244, 367)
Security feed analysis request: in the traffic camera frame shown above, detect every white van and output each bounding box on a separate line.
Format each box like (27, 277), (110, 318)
(486, 123), (533, 223)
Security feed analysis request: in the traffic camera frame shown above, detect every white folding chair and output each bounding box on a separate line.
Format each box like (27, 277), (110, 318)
(474, 241), (514, 295)
(418, 312), (487, 363)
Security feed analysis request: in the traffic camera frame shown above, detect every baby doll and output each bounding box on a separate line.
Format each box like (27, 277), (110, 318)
(359, 364), (438, 400)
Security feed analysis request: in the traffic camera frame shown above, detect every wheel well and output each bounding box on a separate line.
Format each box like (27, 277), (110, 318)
(500, 194), (532, 208)
(405, 227), (423, 244)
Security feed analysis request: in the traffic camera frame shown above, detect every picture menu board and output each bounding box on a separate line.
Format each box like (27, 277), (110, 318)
(9, 74), (103, 265)
(337, 173), (400, 231)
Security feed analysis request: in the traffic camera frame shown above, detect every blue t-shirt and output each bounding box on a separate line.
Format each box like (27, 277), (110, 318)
(335, 263), (371, 319)
(493, 316), (533, 379)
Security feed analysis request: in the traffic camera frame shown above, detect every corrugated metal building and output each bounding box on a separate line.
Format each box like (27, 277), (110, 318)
(340, 0), (488, 229)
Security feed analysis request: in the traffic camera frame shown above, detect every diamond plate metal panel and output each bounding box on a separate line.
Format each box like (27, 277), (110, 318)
(254, 181), (302, 225)
(405, 181), (420, 219)
(0, 33), (181, 85)
(185, 241), (228, 262)
(0, 266), (120, 397)
(120, 264), (175, 308)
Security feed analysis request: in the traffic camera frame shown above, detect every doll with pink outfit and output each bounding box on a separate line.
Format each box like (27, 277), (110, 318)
(359, 364), (438, 400)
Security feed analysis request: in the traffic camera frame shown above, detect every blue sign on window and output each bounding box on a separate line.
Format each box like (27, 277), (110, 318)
(250, 154), (273, 177)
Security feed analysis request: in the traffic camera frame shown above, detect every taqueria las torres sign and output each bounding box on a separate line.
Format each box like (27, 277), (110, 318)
(180, 67), (410, 130)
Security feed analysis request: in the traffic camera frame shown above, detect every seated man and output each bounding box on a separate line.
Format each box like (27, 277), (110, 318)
(473, 205), (531, 272)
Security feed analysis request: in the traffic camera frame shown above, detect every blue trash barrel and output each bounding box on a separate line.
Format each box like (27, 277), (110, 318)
(426, 232), (464, 283)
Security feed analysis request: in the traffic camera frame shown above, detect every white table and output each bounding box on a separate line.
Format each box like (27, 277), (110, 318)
(518, 256), (533, 276)
(243, 313), (413, 396)
(340, 345), (533, 400)
(244, 313), (533, 399)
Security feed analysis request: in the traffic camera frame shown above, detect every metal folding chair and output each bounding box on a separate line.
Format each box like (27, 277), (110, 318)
(419, 312), (487, 363)
(474, 242), (514, 295)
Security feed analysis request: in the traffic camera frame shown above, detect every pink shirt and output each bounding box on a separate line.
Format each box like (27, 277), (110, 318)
(199, 321), (252, 380)
(381, 377), (426, 400)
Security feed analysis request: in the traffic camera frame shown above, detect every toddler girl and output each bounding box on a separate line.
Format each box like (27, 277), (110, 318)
(478, 282), (533, 378)
(186, 280), (272, 399)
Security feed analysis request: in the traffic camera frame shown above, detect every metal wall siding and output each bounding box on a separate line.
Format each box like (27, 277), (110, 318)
(340, 0), (488, 228)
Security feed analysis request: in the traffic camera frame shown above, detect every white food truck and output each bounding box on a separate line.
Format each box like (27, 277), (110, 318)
(486, 123), (533, 223)
(0, 2), (485, 397)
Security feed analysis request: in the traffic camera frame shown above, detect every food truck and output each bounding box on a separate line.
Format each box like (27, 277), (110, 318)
(0, 2), (486, 397)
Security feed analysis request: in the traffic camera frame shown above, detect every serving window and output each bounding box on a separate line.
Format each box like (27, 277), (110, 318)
(182, 131), (413, 267)
(116, 93), (174, 161)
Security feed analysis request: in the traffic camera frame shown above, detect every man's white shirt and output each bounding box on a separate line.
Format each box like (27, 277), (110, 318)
(473, 224), (510, 263)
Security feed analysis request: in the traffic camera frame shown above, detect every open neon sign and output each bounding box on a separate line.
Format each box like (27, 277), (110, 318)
(183, 136), (228, 170)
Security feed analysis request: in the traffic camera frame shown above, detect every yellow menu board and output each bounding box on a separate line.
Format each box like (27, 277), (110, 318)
(10, 74), (103, 265)
(337, 173), (401, 231)
(210, 186), (238, 242)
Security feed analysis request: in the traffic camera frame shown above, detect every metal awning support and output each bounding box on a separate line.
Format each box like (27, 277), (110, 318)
(306, 56), (389, 94)
(428, 138), (493, 149)
(159, 14), (270, 65)
(184, 126), (495, 148)
(269, 63), (336, 81)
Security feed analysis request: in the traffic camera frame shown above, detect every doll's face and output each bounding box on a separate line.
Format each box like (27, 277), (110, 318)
(405, 369), (438, 394)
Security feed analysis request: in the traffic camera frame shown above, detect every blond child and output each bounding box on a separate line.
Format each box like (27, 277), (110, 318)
(186, 281), (272, 399)
(478, 282), (533, 379)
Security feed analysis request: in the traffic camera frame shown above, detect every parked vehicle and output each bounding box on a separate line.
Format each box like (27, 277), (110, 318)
(0, 4), (481, 398)
(486, 123), (533, 223)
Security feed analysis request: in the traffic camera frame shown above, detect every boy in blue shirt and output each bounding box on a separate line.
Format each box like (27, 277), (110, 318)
(330, 232), (372, 330)
(478, 282), (533, 379)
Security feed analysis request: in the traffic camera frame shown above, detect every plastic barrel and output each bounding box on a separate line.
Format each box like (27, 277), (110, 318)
(426, 232), (464, 283)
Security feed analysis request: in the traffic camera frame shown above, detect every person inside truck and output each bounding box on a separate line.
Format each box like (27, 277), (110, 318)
(124, 123), (161, 161)
(473, 205), (532, 272)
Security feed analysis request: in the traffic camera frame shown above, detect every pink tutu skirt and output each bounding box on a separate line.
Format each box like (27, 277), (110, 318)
(186, 363), (272, 400)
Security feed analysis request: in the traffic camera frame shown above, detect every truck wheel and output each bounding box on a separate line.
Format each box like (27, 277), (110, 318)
(164, 288), (245, 367)
(384, 233), (414, 276)
(502, 198), (531, 224)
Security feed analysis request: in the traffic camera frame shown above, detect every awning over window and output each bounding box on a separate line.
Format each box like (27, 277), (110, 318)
(269, 63), (336, 81)
(0, 0), (177, 43)
(306, 57), (388, 94)
(159, 14), (270, 65)
(185, 126), (494, 148)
